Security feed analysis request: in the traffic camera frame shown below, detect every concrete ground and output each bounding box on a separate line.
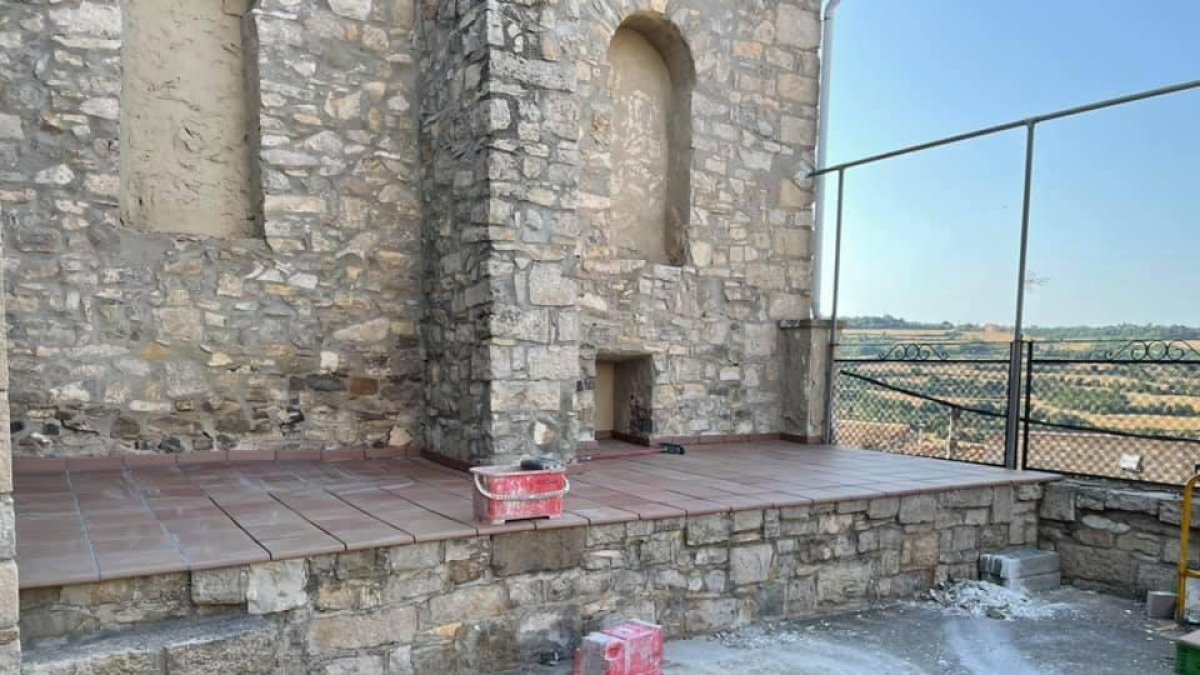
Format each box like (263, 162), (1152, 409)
(535, 587), (1182, 675)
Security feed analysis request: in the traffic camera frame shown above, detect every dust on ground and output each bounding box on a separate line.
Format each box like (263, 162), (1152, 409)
(525, 585), (1181, 675)
(922, 579), (1073, 620)
(665, 585), (1179, 675)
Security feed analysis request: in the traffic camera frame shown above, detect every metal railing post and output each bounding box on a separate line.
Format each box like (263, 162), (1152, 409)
(1021, 339), (1034, 470)
(1004, 122), (1037, 469)
(822, 169), (846, 443)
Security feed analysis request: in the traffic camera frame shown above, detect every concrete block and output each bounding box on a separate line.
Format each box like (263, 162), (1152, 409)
(1146, 590), (1176, 619)
(983, 571), (1061, 592)
(979, 549), (1060, 580)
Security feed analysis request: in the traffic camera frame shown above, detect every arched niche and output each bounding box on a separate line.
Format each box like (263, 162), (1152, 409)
(605, 12), (695, 265)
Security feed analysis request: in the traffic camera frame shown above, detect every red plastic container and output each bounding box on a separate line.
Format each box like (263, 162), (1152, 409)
(572, 620), (664, 675)
(470, 464), (569, 525)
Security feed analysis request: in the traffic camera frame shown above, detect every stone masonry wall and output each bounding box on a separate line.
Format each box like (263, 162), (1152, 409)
(1039, 478), (1188, 598)
(416, 1), (495, 466)
(573, 0), (820, 442)
(0, 237), (19, 671)
(20, 484), (1042, 673)
(0, 0), (422, 458)
(419, 0), (583, 465)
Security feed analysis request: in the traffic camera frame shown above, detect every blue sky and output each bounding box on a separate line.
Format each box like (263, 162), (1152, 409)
(818, 1), (1200, 328)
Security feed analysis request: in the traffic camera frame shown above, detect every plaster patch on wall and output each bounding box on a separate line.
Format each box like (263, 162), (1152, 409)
(119, 0), (260, 238)
(608, 27), (672, 265)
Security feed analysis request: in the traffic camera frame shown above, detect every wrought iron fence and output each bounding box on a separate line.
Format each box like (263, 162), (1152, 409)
(1024, 339), (1200, 484)
(832, 339), (1200, 484)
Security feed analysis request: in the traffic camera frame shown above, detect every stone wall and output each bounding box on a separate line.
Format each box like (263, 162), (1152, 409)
(1, 0), (824, 467)
(1039, 478), (1186, 598)
(573, 0), (820, 443)
(20, 484), (1042, 673)
(0, 236), (19, 671)
(0, 0), (422, 458)
(416, 1), (495, 466)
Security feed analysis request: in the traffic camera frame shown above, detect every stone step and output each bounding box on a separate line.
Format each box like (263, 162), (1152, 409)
(979, 548), (1060, 581)
(21, 615), (281, 674)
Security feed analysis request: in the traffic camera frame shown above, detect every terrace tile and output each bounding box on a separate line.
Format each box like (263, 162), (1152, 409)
(12, 441), (1059, 586)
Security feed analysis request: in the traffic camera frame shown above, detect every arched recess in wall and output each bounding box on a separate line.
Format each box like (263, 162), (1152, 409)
(606, 13), (695, 266)
(119, 0), (262, 238)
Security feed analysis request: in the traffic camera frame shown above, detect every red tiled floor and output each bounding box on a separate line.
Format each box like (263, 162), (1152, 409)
(12, 442), (1058, 588)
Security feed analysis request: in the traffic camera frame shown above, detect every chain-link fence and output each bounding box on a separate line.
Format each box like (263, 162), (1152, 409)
(1024, 339), (1200, 484)
(832, 342), (1013, 466)
(832, 339), (1200, 484)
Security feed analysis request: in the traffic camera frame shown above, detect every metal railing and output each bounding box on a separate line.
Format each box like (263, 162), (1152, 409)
(832, 338), (1200, 484)
(813, 79), (1200, 469)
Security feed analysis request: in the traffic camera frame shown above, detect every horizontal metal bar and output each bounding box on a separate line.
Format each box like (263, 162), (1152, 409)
(810, 79), (1200, 177)
(1025, 418), (1200, 446)
(843, 370), (1200, 445)
(1030, 359), (1200, 366)
(836, 358), (1011, 365)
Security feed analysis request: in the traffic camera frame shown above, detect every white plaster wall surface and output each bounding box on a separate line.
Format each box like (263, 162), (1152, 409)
(119, 0), (258, 237)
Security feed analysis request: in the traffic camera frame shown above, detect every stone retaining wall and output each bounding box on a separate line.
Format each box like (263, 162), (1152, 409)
(1038, 478), (1186, 598)
(21, 484), (1042, 673)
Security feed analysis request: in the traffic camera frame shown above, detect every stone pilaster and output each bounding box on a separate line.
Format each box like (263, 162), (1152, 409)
(0, 230), (18, 670)
(419, 1), (580, 465)
(418, 2), (499, 465)
(780, 318), (835, 443)
(483, 1), (581, 462)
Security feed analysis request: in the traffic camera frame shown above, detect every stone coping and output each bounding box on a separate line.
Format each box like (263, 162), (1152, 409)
(14, 442), (1058, 589)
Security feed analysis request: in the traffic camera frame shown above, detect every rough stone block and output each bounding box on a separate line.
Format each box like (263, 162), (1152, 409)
(246, 560), (307, 615)
(991, 486), (1014, 524)
(939, 489), (992, 509)
(0, 560), (15, 629)
(165, 623), (280, 674)
(683, 597), (738, 634)
(493, 529), (585, 576)
(898, 495), (937, 524)
(388, 645), (414, 675)
(428, 584), (507, 623)
(1015, 484), (1042, 501)
(191, 567), (248, 606)
(731, 510), (763, 533)
(730, 544), (774, 586)
(1058, 542), (1134, 588)
(388, 542), (443, 570)
(320, 654), (385, 675)
(307, 606), (417, 653)
(517, 604), (580, 663)
(22, 648), (161, 675)
(818, 513), (853, 535)
(867, 497), (900, 520)
(785, 577), (816, 614)
(686, 514), (731, 546)
(816, 562), (870, 605)
(902, 532), (939, 570)
(835, 500), (868, 514)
